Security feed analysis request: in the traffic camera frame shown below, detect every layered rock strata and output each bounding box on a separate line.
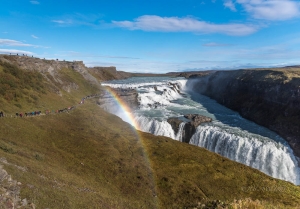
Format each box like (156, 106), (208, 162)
(167, 114), (212, 143)
(188, 69), (300, 159)
(97, 87), (139, 112)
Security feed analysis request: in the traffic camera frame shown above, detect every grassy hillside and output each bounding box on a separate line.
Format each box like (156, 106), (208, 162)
(0, 59), (300, 208)
(0, 59), (100, 115)
(1, 102), (300, 208)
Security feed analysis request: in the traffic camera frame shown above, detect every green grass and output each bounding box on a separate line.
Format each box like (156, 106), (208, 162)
(140, 132), (300, 208)
(0, 102), (157, 208)
(0, 59), (300, 208)
(0, 102), (299, 208)
(0, 60), (102, 115)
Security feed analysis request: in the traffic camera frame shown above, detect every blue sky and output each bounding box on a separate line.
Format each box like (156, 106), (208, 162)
(1, 0), (300, 73)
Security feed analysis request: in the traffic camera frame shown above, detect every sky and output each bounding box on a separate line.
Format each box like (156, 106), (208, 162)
(1, 0), (300, 73)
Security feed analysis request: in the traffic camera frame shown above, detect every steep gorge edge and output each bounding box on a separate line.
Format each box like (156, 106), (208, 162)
(1, 55), (300, 208)
(188, 69), (300, 160)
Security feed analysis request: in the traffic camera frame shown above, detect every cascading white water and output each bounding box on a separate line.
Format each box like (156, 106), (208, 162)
(134, 115), (175, 138)
(190, 125), (300, 184)
(102, 77), (300, 185)
(175, 122), (186, 142)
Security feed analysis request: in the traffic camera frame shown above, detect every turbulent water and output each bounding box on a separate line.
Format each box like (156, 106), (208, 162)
(102, 77), (300, 185)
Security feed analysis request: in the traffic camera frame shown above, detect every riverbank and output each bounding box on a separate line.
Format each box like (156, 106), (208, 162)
(101, 76), (300, 185)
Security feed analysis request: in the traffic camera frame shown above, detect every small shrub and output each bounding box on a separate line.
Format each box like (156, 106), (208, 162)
(14, 103), (22, 109)
(0, 144), (16, 154)
(35, 153), (44, 161)
(30, 94), (39, 101)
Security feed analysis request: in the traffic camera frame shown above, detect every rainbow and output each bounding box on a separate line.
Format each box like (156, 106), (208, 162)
(102, 86), (159, 206)
(103, 86), (140, 130)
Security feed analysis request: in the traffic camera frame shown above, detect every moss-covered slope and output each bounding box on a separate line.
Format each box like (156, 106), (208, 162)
(1, 102), (300, 208)
(0, 58), (300, 208)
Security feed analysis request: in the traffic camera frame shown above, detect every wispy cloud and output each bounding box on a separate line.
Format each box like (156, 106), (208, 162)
(30, 1), (40, 5)
(52, 19), (73, 25)
(98, 55), (139, 59)
(112, 15), (258, 36)
(56, 51), (139, 59)
(0, 39), (33, 47)
(202, 42), (233, 47)
(31, 35), (39, 39)
(0, 49), (34, 55)
(224, 0), (236, 11)
(0, 39), (49, 48)
(51, 13), (104, 27)
(227, 0), (300, 21)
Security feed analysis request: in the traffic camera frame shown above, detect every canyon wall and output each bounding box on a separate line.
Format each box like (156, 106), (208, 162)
(188, 68), (300, 158)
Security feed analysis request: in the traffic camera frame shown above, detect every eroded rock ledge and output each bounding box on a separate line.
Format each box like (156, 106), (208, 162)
(188, 69), (300, 159)
(167, 114), (212, 143)
(97, 87), (139, 112)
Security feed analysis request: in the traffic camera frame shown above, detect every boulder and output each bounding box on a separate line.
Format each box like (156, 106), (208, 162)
(167, 114), (212, 143)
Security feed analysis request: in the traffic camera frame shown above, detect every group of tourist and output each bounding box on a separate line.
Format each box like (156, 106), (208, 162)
(16, 111), (42, 118)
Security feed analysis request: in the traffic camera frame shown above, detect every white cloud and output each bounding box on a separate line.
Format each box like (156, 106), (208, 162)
(0, 49), (34, 55)
(0, 39), (49, 49)
(224, 0), (237, 11)
(52, 20), (73, 25)
(51, 13), (104, 27)
(54, 51), (139, 59)
(231, 0), (300, 21)
(0, 39), (33, 47)
(30, 1), (40, 5)
(202, 42), (233, 47)
(31, 35), (39, 39)
(112, 15), (258, 36)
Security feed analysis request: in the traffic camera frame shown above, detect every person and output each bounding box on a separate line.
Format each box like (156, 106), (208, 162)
(0, 111), (3, 117)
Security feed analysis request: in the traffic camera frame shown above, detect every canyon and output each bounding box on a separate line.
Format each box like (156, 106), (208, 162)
(187, 69), (300, 160)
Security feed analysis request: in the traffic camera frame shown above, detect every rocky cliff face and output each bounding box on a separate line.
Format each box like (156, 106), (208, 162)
(0, 55), (100, 97)
(97, 87), (139, 113)
(0, 55), (132, 93)
(88, 66), (131, 81)
(188, 68), (300, 159)
(167, 114), (212, 143)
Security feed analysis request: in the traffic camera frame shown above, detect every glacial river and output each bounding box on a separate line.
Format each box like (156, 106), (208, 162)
(102, 77), (300, 185)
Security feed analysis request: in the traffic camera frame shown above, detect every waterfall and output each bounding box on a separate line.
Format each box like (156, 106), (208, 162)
(134, 115), (175, 139)
(189, 125), (300, 185)
(102, 76), (300, 185)
(175, 122), (186, 142)
(137, 82), (185, 108)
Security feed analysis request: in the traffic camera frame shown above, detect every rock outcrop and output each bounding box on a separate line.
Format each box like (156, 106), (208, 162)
(183, 114), (212, 143)
(188, 68), (300, 159)
(97, 87), (139, 112)
(88, 67), (131, 81)
(0, 162), (35, 208)
(167, 118), (183, 136)
(167, 114), (212, 143)
(0, 55), (133, 94)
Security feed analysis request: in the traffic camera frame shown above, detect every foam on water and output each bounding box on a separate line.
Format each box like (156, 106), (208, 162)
(190, 125), (300, 184)
(102, 77), (300, 185)
(134, 115), (175, 138)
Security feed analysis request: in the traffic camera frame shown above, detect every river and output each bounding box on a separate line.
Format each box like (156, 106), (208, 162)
(102, 76), (300, 185)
